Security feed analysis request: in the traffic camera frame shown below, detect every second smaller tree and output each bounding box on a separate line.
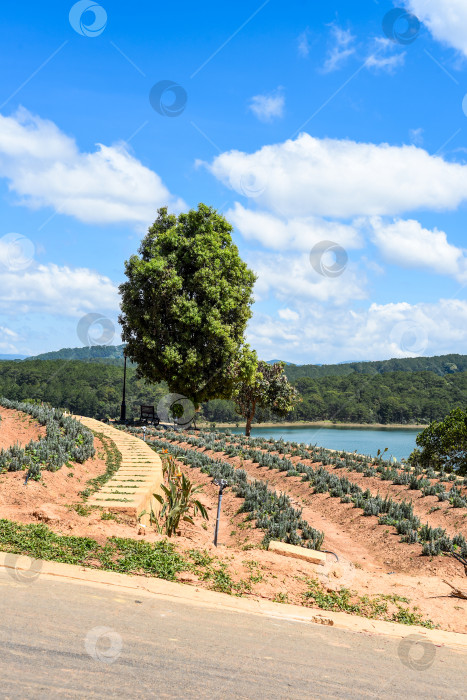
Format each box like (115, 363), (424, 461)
(233, 361), (300, 436)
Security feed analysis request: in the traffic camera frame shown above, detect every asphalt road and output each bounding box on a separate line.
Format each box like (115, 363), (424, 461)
(0, 567), (465, 699)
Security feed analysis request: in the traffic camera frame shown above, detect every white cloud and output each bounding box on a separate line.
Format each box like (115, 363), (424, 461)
(405, 0), (467, 57)
(366, 52), (405, 72)
(205, 133), (467, 218)
(248, 90), (285, 123)
(227, 203), (363, 252)
(323, 25), (356, 72)
(297, 29), (311, 58)
(0, 263), (119, 317)
(409, 128), (424, 146)
(250, 251), (367, 305)
(0, 108), (185, 227)
(323, 30), (405, 75)
(369, 217), (467, 282)
(0, 325), (19, 352)
(366, 38), (406, 73)
(278, 308), (299, 321)
(247, 299), (467, 364)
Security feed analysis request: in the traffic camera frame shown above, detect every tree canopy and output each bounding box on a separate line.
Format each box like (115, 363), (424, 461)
(410, 407), (467, 476)
(119, 204), (256, 408)
(233, 361), (301, 436)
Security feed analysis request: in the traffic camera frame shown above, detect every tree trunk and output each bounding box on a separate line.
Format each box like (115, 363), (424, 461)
(245, 401), (256, 437)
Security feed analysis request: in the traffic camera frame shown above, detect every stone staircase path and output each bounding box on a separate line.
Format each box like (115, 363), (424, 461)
(77, 418), (163, 525)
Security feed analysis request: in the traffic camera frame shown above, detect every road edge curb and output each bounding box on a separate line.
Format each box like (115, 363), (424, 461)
(1, 552), (467, 650)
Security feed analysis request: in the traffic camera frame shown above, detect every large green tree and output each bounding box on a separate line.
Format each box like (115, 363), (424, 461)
(233, 361), (301, 436)
(409, 407), (467, 476)
(119, 204), (256, 409)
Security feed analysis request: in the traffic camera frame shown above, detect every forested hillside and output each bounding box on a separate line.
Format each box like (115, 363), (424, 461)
(291, 371), (467, 424)
(203, 370), (467, 425)
(284, 354), (467, 381)
(0, 360), (163, 418)
(24, 347), (467, 380)
(0, 359), (466, 425)
(27, 345), (128, 365)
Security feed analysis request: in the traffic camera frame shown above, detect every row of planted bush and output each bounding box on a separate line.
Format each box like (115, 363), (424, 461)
(0, 398), (95, 479)
(227, 441), (467, 509)
(140, 427), (467, 559)
(148, 437), (325, 551)
(136, 426), (467, 507)
(218, 431), (467, 485)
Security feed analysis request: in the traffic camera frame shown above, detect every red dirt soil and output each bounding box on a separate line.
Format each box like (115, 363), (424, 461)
(171, 440), (467, 576)
(0, 414), (466, 633)
(152, 437), (467, 633)
(0, 406), (46, 449)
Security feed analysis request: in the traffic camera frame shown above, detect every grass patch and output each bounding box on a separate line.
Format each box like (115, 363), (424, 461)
(302, 578), (435, 628)
(100, 511), (120, 521)
(67, 504), (95, 517)
(0, 519), (186, 581)
(79, 432), (121, 500)
(187, 549), (251, 595)
(273, 592), (289, 604)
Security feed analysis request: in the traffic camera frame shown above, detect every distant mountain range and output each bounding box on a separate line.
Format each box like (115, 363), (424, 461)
(285, 354), (467, 381)
(6, 346), (467, 380)
(26, 345), (128, 365)
(23, 346), (297, 367)
(265, 359), (296, 366)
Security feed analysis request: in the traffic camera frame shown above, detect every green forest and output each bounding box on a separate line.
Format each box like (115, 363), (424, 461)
(1, 356), (466, 424)
(27, 346), (467, 378)
(284, 354), (467, 380)
(0, 361), (161, 419)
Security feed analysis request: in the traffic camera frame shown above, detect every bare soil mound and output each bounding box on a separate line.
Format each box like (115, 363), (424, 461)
(0, 406), (46, 449)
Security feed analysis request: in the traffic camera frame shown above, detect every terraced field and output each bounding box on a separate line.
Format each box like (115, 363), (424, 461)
(124, 425), (467, 567)
(112, 423), (467, 632)
(1, 408), (466, 632)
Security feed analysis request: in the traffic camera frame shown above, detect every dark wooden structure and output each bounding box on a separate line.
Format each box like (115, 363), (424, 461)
(140, 405), (159, 425)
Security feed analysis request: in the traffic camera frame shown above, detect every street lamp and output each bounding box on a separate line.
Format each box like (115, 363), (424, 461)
(120, 352), (127, 423)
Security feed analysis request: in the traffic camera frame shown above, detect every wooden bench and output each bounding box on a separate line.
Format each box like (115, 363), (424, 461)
(140, 405), (160, 425)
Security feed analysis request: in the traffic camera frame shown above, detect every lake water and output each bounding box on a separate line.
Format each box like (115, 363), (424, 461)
(223, 426), (422, 462)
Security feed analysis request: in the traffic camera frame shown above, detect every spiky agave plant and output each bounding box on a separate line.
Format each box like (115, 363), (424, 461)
(154, 472), (208, 537)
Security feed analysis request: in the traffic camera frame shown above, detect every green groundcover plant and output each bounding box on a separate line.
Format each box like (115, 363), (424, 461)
(127, 425), (466, 559)
(0, 398), (95, 479)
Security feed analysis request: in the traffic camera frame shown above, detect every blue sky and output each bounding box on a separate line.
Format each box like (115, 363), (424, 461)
(1, 0), (467, 363)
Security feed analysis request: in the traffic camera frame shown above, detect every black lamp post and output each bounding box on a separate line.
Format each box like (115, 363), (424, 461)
(120, 352), (127, 423)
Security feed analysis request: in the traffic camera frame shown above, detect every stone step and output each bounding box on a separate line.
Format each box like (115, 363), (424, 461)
(77, 416), (163, 526)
